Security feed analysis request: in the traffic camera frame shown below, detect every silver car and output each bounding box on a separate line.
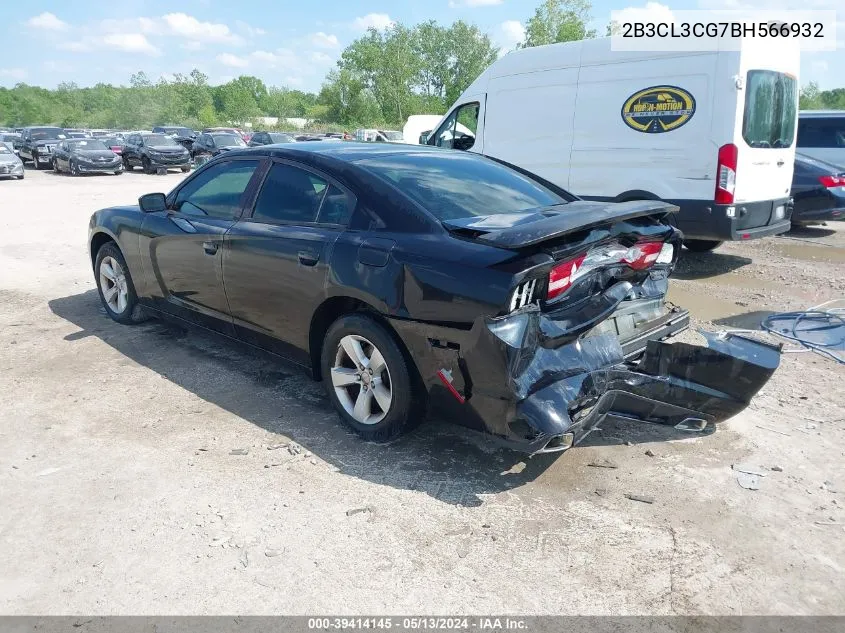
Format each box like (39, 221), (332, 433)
(0, 142), (24, 180)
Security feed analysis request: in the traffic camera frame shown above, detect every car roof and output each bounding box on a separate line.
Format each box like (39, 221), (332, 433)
(799, 110), (845, 118)
(226, 141), (443, 163)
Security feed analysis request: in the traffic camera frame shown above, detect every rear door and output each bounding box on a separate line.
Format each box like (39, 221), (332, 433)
(223, 159), (354, 359)
(732, 64), (797, 228)
(139, 158), (264, 335)
(797, 116), (845, 170)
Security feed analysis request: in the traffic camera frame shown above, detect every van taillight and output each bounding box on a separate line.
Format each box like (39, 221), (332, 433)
(715, 143), (738, 205)
(819, 175), (845, 188)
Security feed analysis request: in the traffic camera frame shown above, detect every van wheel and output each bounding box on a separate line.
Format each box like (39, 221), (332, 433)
(684, 240), (723, 253)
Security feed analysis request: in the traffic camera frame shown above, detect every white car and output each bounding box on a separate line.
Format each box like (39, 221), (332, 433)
(0, 143), (24, 180)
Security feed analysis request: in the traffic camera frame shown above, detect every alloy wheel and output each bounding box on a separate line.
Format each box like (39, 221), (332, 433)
(331, 335), (393, 425)
(99, 256), (129, 314)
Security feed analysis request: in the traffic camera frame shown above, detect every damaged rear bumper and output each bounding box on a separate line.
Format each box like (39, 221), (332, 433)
(391, 303), (781, 454)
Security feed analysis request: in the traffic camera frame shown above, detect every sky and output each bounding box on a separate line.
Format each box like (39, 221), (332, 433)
(0, 0), (842, 93)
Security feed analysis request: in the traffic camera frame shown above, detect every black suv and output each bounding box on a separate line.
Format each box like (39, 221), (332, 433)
(122, 132), (191, 174)
(191, 132), (247, 160)
(247, 131), (297, 147)
(19, 126), (68, 169)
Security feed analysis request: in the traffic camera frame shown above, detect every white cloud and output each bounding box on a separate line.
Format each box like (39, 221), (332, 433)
(181, 41), (203, 51)
(0, 68), (27, 80)
(612, 2), (675, 26)
(352, 13), (394, 31)
(309, 52), (334, 65)
(236, 20), (266, 37)
(60, 33), (161, 56)
(449, 0), (503, 7)
(163, 13), (243, 44)
(27, 12), (69, 31)
(496, 20), (525, 50)
(99, 17), (158, 34)
(310, 32), (339, 48)
(103, 33), (161, 55)
(217, 53), (250, 68)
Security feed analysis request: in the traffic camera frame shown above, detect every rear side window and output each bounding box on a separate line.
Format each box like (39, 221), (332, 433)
(174, 160), (260, 219)
(252, 163), (329, 224)
(797, 117), (845, 148)
(742, 70), (797, 148)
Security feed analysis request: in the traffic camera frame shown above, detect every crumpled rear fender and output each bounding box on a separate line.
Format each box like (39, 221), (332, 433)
(390, 305), (781, 454)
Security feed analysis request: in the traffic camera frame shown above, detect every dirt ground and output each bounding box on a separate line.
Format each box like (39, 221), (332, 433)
(1, 167), (843, 615)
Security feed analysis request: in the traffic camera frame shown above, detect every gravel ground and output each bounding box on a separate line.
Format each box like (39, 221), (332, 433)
(1, 167), (843, 615)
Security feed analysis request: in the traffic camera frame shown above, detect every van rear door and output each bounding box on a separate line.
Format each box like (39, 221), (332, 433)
(731, 69), (797, 228)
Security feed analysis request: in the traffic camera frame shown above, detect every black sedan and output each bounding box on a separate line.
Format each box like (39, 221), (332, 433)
(791, 153), (845, 226)
(52, 139), (123, 176)
(87, 144), (780, 454)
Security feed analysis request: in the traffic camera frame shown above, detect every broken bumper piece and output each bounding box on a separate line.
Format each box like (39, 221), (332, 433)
(392, 305), (782, 455)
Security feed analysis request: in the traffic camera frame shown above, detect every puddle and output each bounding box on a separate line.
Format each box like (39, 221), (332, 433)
(772, 242), (845, 264)
(668, 284), (773, 329)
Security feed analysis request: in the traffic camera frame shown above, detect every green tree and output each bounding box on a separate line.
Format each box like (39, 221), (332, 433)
(521, 0), (597, 48)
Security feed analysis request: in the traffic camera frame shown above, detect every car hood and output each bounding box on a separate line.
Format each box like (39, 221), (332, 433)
(442, 200), (679, 249)
(32, 139), (63, 146)
(0, 153), (21, 164)
(148, 145), (186, 152)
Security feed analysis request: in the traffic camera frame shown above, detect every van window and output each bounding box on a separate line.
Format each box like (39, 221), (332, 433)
(797, 117), (845, 149)
(432, 102), (479, 151)
(742, 70), (797, 148)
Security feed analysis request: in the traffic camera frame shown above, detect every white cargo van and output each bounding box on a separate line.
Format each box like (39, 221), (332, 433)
(426, 36), (799, 251)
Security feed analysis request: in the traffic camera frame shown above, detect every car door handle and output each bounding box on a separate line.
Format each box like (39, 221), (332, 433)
(298, 251), (319, 266)
(203, 240), (219, 255)
(777, 159), (785, 166)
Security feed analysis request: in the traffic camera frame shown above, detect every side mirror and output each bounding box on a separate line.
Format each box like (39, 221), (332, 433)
(139, 193), (167, 213)
(419, 131), (431, 145)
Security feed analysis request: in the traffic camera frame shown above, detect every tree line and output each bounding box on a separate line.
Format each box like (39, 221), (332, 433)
(0, 0), (840, 131)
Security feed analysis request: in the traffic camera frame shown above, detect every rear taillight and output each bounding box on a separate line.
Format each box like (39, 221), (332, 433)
(547, 253), (586, 300)
(622, 241), (663, 270)
(715, 143), (738, 205)
(545, 241), (674, 302)
(819, 175), (845, 188)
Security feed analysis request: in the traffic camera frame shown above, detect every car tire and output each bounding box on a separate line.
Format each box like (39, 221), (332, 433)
(321, 314), (425, 443)
(31, 156), (40, 170)
(114, 170), (123, 176)
(52, 158), (59, 172)
(16, 173), (24, 180)
(181, 166), (190, 173)
(683, 239), (723, 253)
(123, 157), (133, 172)
(142, 157), (153, 174)
(94, 241), (148, 325)
(70, 160), (79, 177)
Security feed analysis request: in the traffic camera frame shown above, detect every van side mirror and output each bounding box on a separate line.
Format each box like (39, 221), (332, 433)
(419, 131), (431, 144)
(139, 193), (167, 213)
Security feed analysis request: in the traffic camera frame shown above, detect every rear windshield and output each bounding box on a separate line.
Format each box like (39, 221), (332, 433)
(30, 127), (67, 140)
(358, 153), (568, 220)
(69, 139), (108, 150)
(212, 134), (246, 146)
(143, 134), (179, 146)
(742, 70), (797, 148)
(269, 133), (295, 143)
(797, 117), (845, 149)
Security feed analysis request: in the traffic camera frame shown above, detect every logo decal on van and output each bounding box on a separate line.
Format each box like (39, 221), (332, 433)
(621, 86), (696, 134)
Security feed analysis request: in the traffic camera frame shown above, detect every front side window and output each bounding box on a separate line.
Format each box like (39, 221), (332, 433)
(358, 152), (569, 221)
(252, 163), (330, 224)
(432, 103), (479, 151)
(174, 160), (260, 219)
(742, 70), (797, 148)
(797, 117), (845, 149)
